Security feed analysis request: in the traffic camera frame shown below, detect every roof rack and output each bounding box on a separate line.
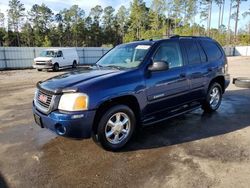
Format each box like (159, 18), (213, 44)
(170, 35), (212, 39)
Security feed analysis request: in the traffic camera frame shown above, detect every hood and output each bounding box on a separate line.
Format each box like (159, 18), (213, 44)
(39, 69), (118, 93)
(34, 57), (53, 62)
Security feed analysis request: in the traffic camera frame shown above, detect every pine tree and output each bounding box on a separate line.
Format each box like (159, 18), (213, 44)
(128, 0), (149, 40)
(102, 6), (115, 45)
(28, 3), (53, 46)
(7, 0), (25, 46)
(0, 10), (5, 28)
(116, 6), (128, 43)
(231, 0), (248, 43)
(89, 5), (103, 46)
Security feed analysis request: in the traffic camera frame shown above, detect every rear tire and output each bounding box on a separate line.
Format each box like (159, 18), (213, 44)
(53, 63), (59, 72)
(202, 83), (222, 113)
(96, 105), (136, 151)
(37, 69), (42, 71)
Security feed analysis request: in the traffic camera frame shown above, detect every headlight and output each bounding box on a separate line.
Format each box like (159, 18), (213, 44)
(58, 93), (89, 111)
(47, 60), (52, 65)
(34, 89), (38, 101)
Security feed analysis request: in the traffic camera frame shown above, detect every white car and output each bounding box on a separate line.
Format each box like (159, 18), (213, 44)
(33, 48), (79, 71)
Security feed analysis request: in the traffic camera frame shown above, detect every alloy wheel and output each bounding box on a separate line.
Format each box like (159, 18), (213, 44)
(105, 112), (131, 144)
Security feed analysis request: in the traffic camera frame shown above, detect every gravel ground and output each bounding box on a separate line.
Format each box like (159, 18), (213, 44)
(0, 56), (250, 188)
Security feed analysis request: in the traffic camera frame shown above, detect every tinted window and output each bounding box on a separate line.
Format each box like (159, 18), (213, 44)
(182, 39), (200, 64)
(153, 42), (183, 69)
(200, 40), (222, 61)
(197, 42), (207, 63)
(57, 51), (63, 57)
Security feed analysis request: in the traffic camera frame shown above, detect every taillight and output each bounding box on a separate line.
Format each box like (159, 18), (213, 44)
(225, 63), (228, 73)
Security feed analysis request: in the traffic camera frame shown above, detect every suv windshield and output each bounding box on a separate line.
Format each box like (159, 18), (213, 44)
(40, 50), (56, 57)
(97, 44), (151, 69)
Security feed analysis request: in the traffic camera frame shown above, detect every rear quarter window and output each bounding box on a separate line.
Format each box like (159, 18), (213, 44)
(197, 43), (207, 63)
(200, 40), (223, 61)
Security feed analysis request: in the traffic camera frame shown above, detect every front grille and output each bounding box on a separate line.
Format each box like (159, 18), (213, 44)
(35, 62), (46, 65)
(35, 89), (54, 113)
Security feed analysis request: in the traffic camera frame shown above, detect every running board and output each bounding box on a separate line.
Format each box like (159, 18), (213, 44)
(142, 104), (201, 126)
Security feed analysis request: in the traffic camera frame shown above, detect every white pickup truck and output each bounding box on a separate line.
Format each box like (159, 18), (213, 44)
(33, 48), (79, 71)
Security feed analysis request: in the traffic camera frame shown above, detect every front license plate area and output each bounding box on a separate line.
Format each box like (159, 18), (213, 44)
(34, 114), (43, 128)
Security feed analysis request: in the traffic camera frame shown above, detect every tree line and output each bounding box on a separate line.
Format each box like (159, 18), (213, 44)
(0, 0), (249, 47)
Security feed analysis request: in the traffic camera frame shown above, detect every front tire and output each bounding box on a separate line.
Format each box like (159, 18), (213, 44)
(72, 61), (77, 69)
(96, 105), (136, 151)
(53, 63), (59, 72)
(202, 83), (222, 113)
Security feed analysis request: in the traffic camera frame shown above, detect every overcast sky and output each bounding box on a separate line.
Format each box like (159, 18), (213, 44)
(0, 0), (249, 30)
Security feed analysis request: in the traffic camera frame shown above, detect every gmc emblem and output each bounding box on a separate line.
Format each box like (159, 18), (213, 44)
(39, 94), (47, 103)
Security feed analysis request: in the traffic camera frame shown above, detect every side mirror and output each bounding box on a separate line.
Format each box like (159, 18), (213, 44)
(148, 61), (169, 71)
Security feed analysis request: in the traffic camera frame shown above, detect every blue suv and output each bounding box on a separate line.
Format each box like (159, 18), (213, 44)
(33, 36), (230, 150)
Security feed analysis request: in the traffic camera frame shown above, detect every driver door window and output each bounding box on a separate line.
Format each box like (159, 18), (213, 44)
(153, 42), (183, 69)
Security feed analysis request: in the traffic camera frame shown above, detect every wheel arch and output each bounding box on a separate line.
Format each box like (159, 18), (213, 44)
(209, 76), (225, 93)
(92, 95), (141, 135)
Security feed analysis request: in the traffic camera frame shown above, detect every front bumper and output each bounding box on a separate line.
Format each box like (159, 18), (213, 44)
(32, 103), (96, 138)
(33, 64), (53, 69)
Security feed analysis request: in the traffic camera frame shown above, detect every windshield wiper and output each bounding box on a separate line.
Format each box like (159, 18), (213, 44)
(93, 64), (125, 70)
(91, 64), (103, 69)
(105, 65), (125, 70)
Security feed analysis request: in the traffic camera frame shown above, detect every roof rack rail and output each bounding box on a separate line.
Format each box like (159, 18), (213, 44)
(170, 35), (212, 39)
(132, 38), (145, 42)
(170, 35), (180, 38)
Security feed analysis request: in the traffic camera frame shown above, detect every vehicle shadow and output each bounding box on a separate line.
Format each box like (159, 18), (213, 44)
(122, 88), (250, 152)
(0, 172), (9, 188)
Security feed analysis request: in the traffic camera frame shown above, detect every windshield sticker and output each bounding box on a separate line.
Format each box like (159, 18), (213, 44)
(135, 45), (150, 50)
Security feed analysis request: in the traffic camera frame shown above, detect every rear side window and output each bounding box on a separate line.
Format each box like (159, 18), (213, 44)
(200, 40), (222, 61)
(57, 51), (63, 57)
(182, 39), (201, 64)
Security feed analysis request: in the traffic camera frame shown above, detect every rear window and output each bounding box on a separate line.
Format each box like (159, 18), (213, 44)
(200, 40), (223, 61)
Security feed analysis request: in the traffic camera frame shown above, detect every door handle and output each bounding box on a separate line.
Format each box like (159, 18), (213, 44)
(208, 67), (213, 72)
(179, 73), (186, 78)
